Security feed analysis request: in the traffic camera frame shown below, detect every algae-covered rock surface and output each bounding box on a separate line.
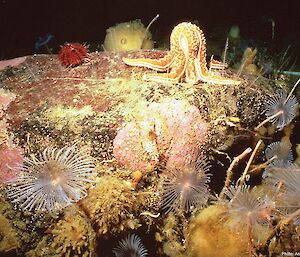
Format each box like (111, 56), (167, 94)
(1, 51), (272, 153)
(0, 50), (299, 257)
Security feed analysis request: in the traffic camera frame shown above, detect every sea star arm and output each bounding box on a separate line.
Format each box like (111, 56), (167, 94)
(185, 62), (199, 84)
(195, 57), (241, 85)
(143, 56), (187, 83)
(143, 68), (184, 83)
(143, 35), (188, 83)
(122, 52), (175, 71)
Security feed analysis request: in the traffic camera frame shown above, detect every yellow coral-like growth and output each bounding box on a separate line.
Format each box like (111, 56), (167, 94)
(155, 213), (186, 257)
(0, 196), (20, 254)
(50, 209), (96, 257)
(80, 175), (140, 234)
(187, 205), (248, 257)
(0, 215), (20, 253)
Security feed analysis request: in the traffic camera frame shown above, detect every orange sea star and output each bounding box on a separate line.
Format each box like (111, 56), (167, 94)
(123, 22), (241, 85)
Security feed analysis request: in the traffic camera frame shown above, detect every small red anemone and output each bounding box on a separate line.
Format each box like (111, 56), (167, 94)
(58, 42), (89, 67)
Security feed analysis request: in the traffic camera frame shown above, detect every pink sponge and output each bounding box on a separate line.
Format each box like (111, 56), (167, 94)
(0, 143), (23, 183)
(113, 100), (208, 172)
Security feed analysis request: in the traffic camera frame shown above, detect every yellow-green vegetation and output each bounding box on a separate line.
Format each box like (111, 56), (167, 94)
(25, 236), (57, 257)
(51, 208), (96, 257)
(0, 195), (21, 254)
(26, 208), (96, 257)
(0, 195), (33, 254)
(42, 105), (94, 133)
(186, 204), (248, 257)
(102, 78), (201, 122)
(0, 190), (58, 256)
(268, 225), (300, 255)
(80, 175), (140, 234)
(295, 144), (300, 167)
(155, 213), (187, 257)
(0, 213), (20, 253)
(80, 163), (160, 235)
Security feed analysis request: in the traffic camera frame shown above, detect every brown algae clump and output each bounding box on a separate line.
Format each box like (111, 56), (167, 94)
(187, 204), (248, 257)
(0, 192), (53, 256)
(80, 175), (140, 235)
(155, 213), (187, 257)
(50, 209), (96, 257)
(26, 208), (96, 257)
(0, 213), (20, 253)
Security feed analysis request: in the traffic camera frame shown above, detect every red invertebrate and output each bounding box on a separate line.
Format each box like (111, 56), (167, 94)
(58, 42), (89, 67)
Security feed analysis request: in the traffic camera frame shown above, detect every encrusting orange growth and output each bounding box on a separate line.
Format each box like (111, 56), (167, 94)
(132, 170), (143, 188)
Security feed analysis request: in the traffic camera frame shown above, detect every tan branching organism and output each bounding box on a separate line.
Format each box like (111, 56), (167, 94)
(80, 175), (140, 235)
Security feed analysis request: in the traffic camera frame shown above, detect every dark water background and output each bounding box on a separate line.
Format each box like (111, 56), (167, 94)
(0, 0), (299, 63)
